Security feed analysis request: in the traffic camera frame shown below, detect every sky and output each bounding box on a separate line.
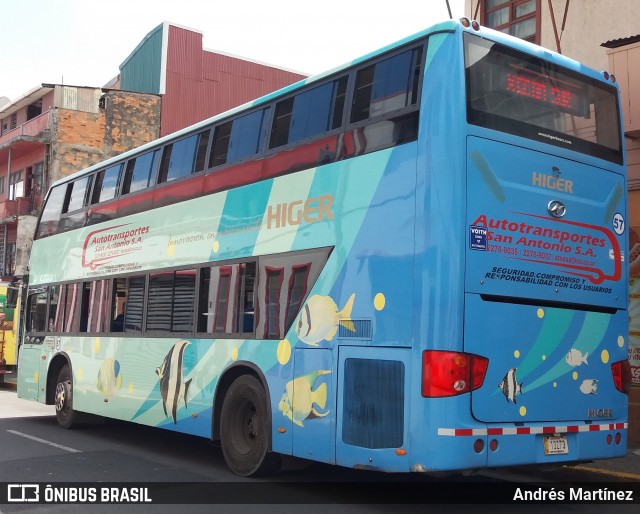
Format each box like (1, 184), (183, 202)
(0, 0), (466, 103)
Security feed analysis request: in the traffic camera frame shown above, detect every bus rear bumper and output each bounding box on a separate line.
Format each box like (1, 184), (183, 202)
(420, 421), (628, 471)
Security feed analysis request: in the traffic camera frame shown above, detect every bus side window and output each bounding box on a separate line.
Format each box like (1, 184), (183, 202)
(63, 176), (93, 213)
(145, 269), (196, 333)
(194, 130), (210, 173)
(254, 248), (332, 340)
(110, 278), (127, 332)
(173, 269), (196, 332)
(25, 289), (48, 333)
(348, 46), (423, 154)
(146, 272), (173, 332)
(209, 108), (270, 169)
(90, 164), (123, 204)
(35, 185), (67, 239)
(124, 276), (145, 333)
(80, 280), (110, 333)
(209, 122), (232, 168)
(48, 285), (61, 332)
(57, 283), (80, 333)
(197, 262), (255, 335)
(351, 47), (423, 123)
(121, 150), (160, 196)
(157, 134), (198, 184)
(270, 77), (347, 149)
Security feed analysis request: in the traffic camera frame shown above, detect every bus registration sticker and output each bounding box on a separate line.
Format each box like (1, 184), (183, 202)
(543, 435), (569, 455)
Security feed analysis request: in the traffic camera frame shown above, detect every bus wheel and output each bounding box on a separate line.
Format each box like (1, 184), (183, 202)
(220, 375), (281, 476)
(55, 364), (76, 429)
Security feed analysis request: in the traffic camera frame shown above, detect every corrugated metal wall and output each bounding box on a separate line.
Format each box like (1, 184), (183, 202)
(53, 86), (102, 114)
(120, 24), (164, 95)
(161, 25), (307, 136)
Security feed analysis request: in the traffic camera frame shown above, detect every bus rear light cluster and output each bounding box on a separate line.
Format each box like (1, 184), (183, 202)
(603, 71), (617, 83)
(611, 359), (631, 394)
(422, 350), (489, 397)
(460, 18), (481, 31)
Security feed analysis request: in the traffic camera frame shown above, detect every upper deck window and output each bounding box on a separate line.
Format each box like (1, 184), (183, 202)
(158, 135), (199, 183)
(122, 150), (160, 195)
(210, 108), (270, 168)
(65, 176), (92, 213)
(465, 33), (622, 164)
(36, 185), (66, 239)
(351, 47), (423, 123)
(91, 164), (123, 204)
(270, 77), (347, 149)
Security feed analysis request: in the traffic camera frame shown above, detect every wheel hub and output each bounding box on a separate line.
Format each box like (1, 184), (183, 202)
(247, 410), (258, 439)
(55, 380), (70, 412)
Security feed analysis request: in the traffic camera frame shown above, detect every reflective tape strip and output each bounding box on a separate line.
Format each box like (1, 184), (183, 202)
(437, 422), (628, 436)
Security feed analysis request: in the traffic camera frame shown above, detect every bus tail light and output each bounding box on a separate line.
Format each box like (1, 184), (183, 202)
(422, 350), (489, 397)
(611, 359), (631, 395)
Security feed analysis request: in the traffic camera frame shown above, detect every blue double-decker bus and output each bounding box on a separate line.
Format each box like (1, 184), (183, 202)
(18, 18), (630, 476)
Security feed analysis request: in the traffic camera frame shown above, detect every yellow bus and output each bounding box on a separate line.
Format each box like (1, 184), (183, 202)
(0, 281), (20, 382)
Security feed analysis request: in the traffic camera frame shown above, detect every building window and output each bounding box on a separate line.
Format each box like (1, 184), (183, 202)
(32, 162), (44, 195)
(0, 177), (5, 196)
(4, 242), (15, 276)
(482, 0), (539, 44)
(8, 170), (24, 200)
(27, 100), (42, 121)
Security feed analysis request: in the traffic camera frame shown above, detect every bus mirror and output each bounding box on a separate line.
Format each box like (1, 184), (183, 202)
(6, 286), (19, 309)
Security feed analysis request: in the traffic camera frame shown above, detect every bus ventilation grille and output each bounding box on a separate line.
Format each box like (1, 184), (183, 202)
(342, 358), (405, 448)
(338, 319), (372, 340)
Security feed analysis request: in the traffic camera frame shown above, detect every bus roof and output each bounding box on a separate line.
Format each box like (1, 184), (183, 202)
(49, 19), (457, 189)
(50, 17), (614, 189)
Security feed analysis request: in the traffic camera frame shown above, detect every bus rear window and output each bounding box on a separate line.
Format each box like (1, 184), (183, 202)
(464, 33), (622, 164)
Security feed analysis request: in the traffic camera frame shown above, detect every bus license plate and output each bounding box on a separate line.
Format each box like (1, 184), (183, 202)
(544, 435), (568, 455)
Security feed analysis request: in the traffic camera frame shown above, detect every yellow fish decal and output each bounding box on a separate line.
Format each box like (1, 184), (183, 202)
(96, 358), (122, 398)
(296, 294), (355, 346)
(279, 369), (331, 427)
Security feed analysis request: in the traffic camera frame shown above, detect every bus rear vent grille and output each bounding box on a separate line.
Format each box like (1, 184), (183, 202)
(338, 319), (372, 340)
(342, 358), (404, 448)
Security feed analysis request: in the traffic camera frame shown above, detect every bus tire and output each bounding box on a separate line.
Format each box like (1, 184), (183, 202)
(54, 364), (76, 429)
(220, 375), (281, 477)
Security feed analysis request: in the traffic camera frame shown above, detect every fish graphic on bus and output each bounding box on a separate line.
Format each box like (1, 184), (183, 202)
(96, 358), (122, 398)
(278, 369), (331, 427)
(566, 349), (588, 367)
(498, 367), (523, 404)
(580, 379), (598, 395)
(156, 340), (192, 424)
(296, 293), (355, 346)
